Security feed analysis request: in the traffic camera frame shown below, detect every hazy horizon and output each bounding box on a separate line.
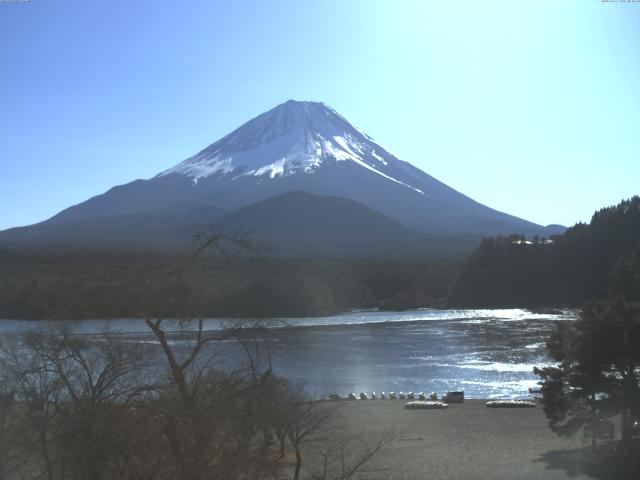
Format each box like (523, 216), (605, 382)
(1, 0), (639, 230)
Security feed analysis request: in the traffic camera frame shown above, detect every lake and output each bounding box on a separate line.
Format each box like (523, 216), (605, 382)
(0, 308), (576, 399)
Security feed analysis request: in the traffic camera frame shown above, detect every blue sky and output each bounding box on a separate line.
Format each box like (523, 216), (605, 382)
(1, 0), (638, 230)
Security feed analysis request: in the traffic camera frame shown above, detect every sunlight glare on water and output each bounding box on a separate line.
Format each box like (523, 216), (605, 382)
(0, 309), (576, 399)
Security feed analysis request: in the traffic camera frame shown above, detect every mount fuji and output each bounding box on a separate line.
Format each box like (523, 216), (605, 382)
(0, 100), (563, 254)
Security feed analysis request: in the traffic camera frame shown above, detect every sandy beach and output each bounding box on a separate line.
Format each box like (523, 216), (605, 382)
(324, 399), (629, 480)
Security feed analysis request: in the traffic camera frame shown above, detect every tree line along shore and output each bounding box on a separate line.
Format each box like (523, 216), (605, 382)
(0, 196), (638, 320)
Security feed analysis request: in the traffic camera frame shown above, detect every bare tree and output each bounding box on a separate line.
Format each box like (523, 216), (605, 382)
(138, 229), (285, 479)
(0, 325), (156, 480)
(309, 432), (391, 480)
(279, 385), (392, 480)
(0, 380), (16, 480)
(282, 386), (335, 480)
(1, 331), (64, 480)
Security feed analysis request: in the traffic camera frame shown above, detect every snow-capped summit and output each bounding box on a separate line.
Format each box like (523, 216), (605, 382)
(159, 100), (423, 194)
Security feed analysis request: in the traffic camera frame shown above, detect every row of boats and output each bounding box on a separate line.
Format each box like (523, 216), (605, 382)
(328, 391), (537, 408)
(328, 391), (465, 402)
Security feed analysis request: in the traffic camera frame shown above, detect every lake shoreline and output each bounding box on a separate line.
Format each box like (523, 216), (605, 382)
(0, 306), (389, 322)
(0, 306), (577, 323)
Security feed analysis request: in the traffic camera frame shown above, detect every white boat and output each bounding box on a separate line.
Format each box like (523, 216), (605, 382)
(404, 401), (448, 410)
(486, 400), (536, 408)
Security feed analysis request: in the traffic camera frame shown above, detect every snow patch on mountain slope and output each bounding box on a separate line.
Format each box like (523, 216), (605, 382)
(250, 158), (286, 178)
(328, 135), (423, 195)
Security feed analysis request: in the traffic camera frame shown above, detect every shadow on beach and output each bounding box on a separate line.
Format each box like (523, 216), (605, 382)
(536, 447), (640, 479)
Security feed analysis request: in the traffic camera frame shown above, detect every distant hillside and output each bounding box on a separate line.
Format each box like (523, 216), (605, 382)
(215, 191), (438, 255)
(0, 191), (480, 256)
(450, 196), (640, 307)
(0, 213), (200, 252)
(219, 191), (413, 236)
